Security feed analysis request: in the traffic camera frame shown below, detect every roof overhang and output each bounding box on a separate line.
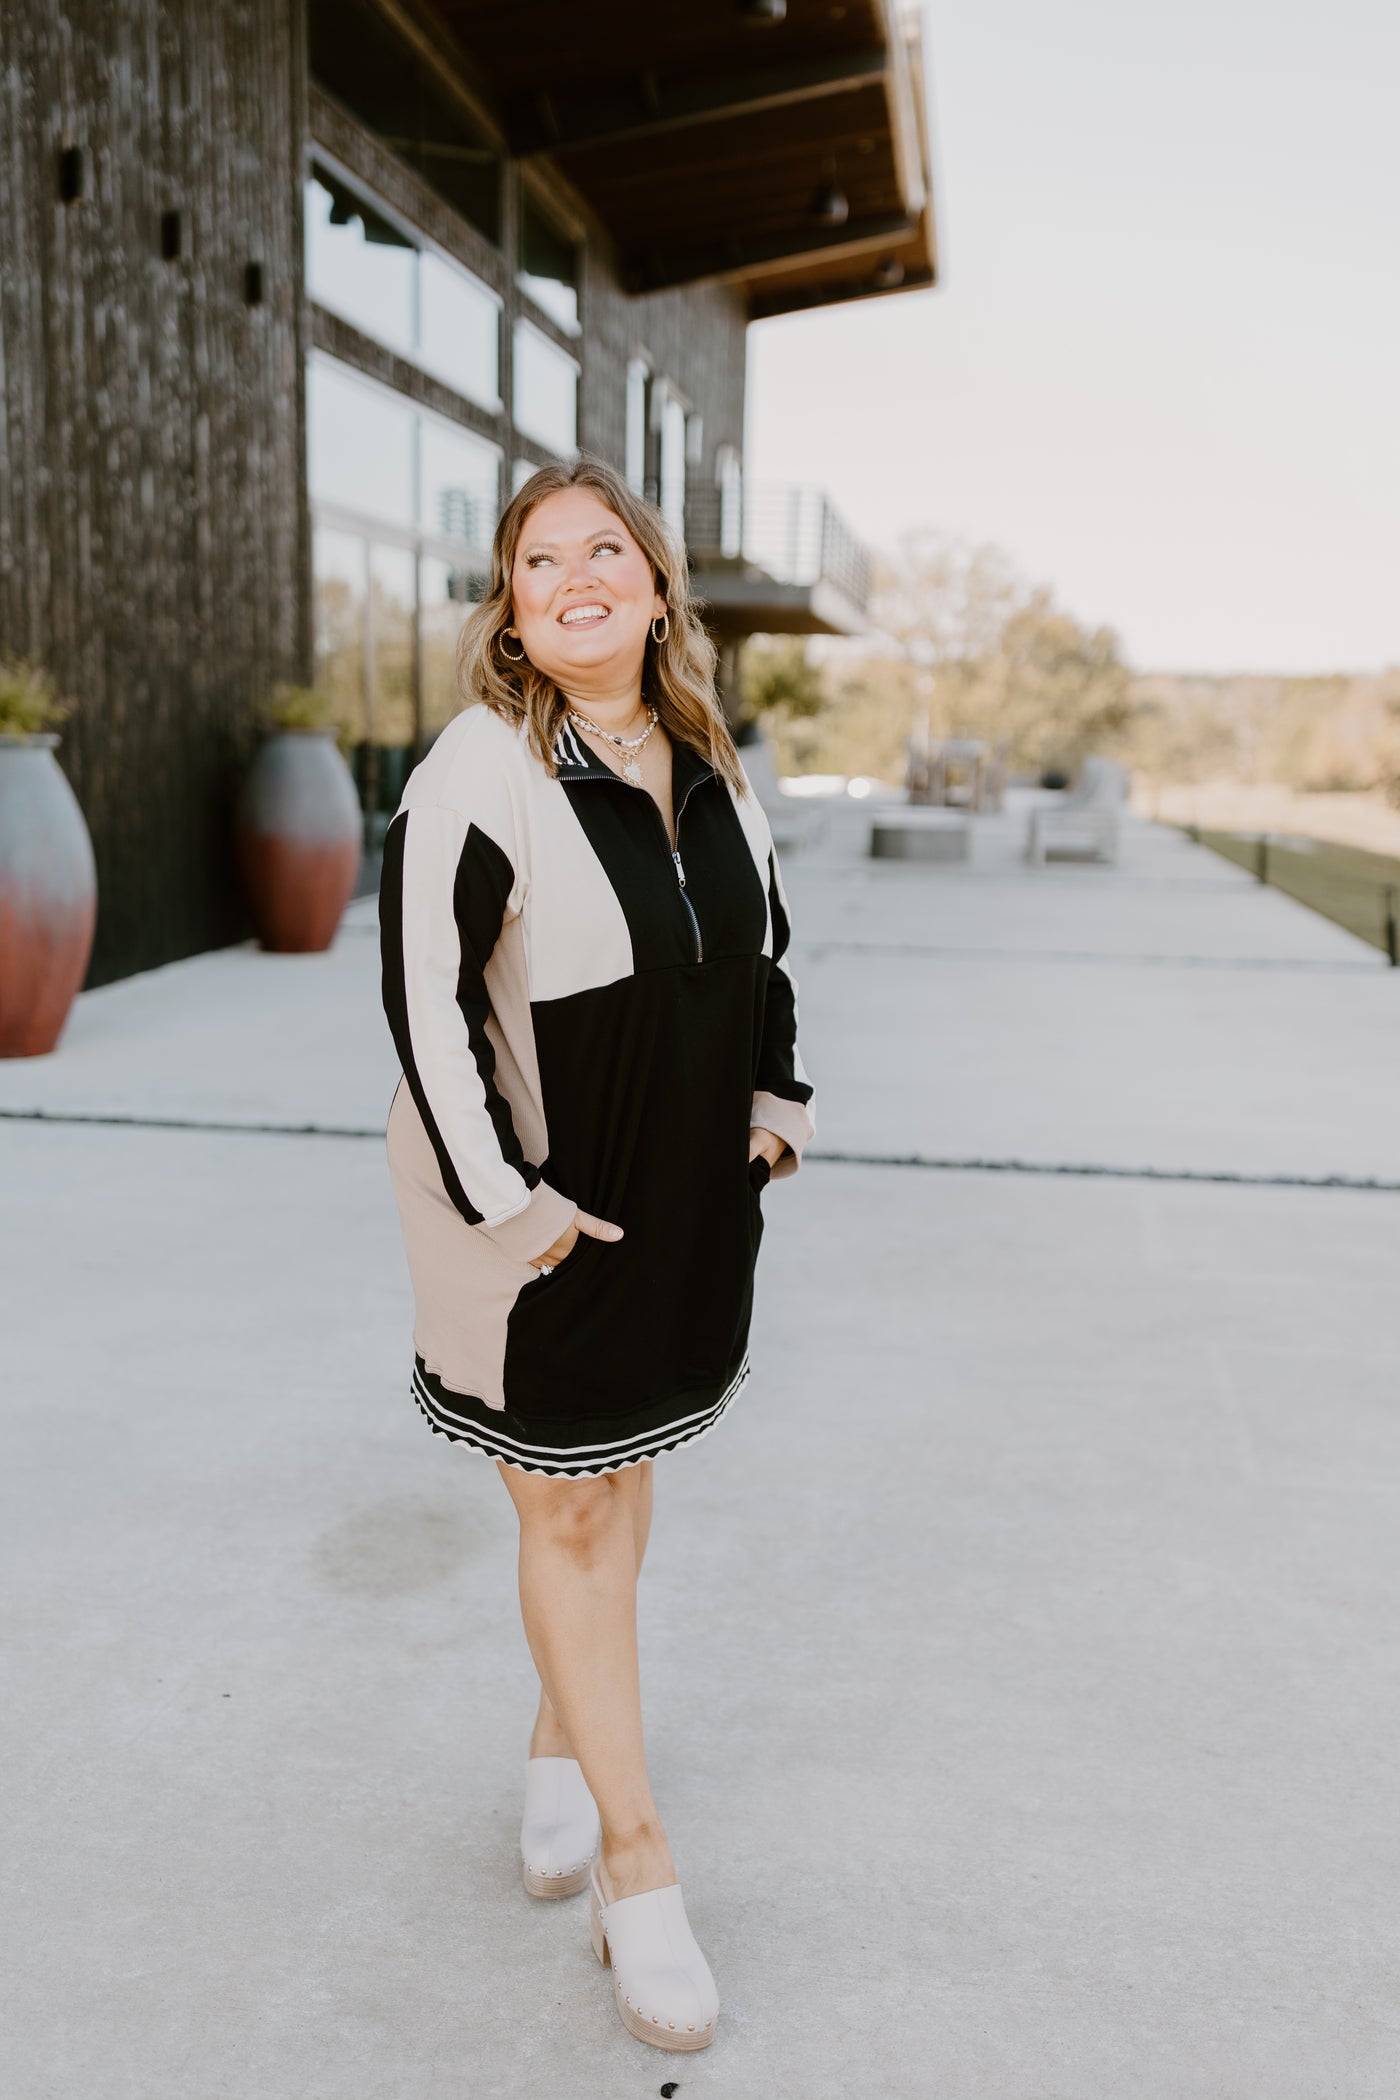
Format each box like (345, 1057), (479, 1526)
(410, 0), (937, 319)
(693, 564), (868, 639)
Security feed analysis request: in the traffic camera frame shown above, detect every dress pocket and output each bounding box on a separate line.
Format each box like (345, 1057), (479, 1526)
(527, 1227), (599, 1296)
(747, 1153), (772, 1192)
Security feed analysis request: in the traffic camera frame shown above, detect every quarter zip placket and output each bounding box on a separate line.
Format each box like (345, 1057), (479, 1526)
(569, 763), (706, 963)
(669, 839), (703, 963)
(648, 777), (705, 962)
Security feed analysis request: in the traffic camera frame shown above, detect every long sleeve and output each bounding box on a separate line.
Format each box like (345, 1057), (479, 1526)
(750, 837), (816, 1181)
(379, 792), (577, 1262)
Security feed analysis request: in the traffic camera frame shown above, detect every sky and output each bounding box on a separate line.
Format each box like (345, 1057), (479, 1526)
(745, 0), (1400, 673)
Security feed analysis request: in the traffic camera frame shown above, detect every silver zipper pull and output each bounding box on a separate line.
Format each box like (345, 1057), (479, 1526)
(672, 849), (687, 887)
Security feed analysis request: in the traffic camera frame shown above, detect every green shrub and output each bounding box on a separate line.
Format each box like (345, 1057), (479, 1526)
(256, 681), (344, 733)
(0, 655), (71, 736)
(255, 682), (358, 753)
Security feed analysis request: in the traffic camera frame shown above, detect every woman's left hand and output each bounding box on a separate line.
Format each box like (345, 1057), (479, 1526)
(748, 1126), (789, 1169)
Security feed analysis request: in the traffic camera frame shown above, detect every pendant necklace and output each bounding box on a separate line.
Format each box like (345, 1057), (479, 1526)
(567, 703), (659, 785)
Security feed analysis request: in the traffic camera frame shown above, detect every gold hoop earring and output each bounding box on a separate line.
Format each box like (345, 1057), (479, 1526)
(499, 630), (526, 661)
(651, 611), (670, 644)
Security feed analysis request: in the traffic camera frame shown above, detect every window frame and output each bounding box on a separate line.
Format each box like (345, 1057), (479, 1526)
(625, 358), (650, 495)
(516, 186), (584, 340)
(511, 315), (582, 460)
(308, 351), (501, 818)
(306, 152), (504, 415)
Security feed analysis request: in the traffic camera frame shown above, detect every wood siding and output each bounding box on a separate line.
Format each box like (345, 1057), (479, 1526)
(0, 0), (307, 985)
(0, 4), (749, 985)
(580, 252), (747, 492)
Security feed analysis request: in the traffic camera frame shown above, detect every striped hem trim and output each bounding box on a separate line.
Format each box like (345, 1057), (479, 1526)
(408, 1357), (752, 1478)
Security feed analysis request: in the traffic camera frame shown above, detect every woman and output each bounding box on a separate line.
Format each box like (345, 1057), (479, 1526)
(378, 456), (815, 2053)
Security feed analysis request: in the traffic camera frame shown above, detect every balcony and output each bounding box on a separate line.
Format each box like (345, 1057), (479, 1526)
(684, 482), (872, 638)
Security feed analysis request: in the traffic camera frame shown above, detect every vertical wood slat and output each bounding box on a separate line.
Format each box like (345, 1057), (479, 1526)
(0, 0), (306, 986)
(0, 1), (751, 986)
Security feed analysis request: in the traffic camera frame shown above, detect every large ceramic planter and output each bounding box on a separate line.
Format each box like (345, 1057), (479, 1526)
(0, 733), (98, 1057)
(235, 728), (362, 953)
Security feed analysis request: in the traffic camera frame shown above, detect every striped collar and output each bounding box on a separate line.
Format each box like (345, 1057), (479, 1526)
(552, 714), (717, 797)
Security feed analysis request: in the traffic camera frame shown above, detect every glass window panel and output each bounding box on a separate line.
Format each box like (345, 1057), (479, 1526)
(659, 394), (687, 536)
(370, 543), (418, 756)
(718, 449), (743, 559)
(519, 195), (579, 334)
(304, 169), (415, 360)
(419, 555), (471, 739)
(625, 361), (648, 494)
(512, 320), (578, 457)
(420, 414), (499, 553)
(307, 354), (416, 530)
(418, 249), (500, 408)
(511, 458), (537, 497)
(313, 527), (368, 744)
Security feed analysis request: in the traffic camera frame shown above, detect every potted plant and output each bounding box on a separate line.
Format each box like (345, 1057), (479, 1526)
(235, 682), (362, 953)
(0, 655), (96, 1057)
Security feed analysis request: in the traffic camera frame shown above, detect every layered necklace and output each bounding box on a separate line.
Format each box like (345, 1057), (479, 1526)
(567, 702), (659, 785)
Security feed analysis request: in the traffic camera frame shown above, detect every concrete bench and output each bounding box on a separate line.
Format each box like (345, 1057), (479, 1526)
(869, 808), (971, 862)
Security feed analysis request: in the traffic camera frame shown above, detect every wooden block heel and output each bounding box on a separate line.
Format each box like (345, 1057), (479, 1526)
(525, 1858), (594, 1900)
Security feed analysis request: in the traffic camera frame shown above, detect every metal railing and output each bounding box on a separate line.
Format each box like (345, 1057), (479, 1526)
(684, 481), (873, 614)
(1184, 825), (1400, 964)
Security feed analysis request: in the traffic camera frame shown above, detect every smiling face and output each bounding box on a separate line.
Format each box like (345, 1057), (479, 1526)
(508, 487), (667, 703)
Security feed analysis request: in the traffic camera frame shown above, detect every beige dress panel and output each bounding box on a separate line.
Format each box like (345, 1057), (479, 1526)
(385, 912), (551, 1411)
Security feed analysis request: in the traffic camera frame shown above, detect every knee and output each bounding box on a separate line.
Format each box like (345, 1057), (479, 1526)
(520, 1474), (632, 1568)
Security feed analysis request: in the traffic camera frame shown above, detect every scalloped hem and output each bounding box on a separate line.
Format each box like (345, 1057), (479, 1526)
(407, 1357), (751, 1478)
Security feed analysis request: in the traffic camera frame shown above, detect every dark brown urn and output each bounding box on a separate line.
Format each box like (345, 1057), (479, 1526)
(235, 729), (362, 953)
(0, 734), (98, 1057)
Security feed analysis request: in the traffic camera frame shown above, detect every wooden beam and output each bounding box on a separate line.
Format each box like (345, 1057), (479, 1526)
(365, 0), (507, 152)
(746, 262), (936, 320)
(514, 49), (888, 157)
(876, 0), (927, 216)
(625, 211), (919, 295)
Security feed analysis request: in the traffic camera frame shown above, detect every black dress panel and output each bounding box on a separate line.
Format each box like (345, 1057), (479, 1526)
(381, 706), (814, 1477)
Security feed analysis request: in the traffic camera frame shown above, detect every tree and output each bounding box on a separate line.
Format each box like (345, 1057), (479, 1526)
(739, 636), (826, 723)
(871, 534), (1132, 773)
(738, 532), (1135, 784)
(987, 589), (1133, 772)
(870, 533), (1022, 672)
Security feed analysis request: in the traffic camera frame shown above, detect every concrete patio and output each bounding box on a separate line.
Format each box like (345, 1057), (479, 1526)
(4, 788), (1399, 2099)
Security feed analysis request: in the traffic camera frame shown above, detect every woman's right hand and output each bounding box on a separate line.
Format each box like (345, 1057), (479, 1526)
(529, 1207), (624, 1270)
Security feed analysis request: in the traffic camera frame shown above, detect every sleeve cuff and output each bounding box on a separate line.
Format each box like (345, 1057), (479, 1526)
(750, 1089), (816, 1181)
(477, 1179), (578, 1264)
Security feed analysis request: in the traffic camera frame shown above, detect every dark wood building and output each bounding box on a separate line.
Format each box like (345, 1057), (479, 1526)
(0, 0), (935, 984)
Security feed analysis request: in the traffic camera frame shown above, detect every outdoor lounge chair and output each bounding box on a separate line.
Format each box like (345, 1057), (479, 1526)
(1025, 756), (1128, 865)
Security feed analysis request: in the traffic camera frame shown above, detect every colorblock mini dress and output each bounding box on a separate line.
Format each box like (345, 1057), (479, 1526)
(378, 702), (816, 1478)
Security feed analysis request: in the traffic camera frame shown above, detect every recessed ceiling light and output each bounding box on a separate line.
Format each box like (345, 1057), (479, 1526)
(811, 177), (849, 226)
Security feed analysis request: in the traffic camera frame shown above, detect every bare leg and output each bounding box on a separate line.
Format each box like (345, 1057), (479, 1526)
(528, 1460), (652, 1757)
(500, 1458), (673, 1901)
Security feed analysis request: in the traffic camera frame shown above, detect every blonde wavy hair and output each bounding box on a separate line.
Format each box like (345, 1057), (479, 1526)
(455, 455), (749, 797)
